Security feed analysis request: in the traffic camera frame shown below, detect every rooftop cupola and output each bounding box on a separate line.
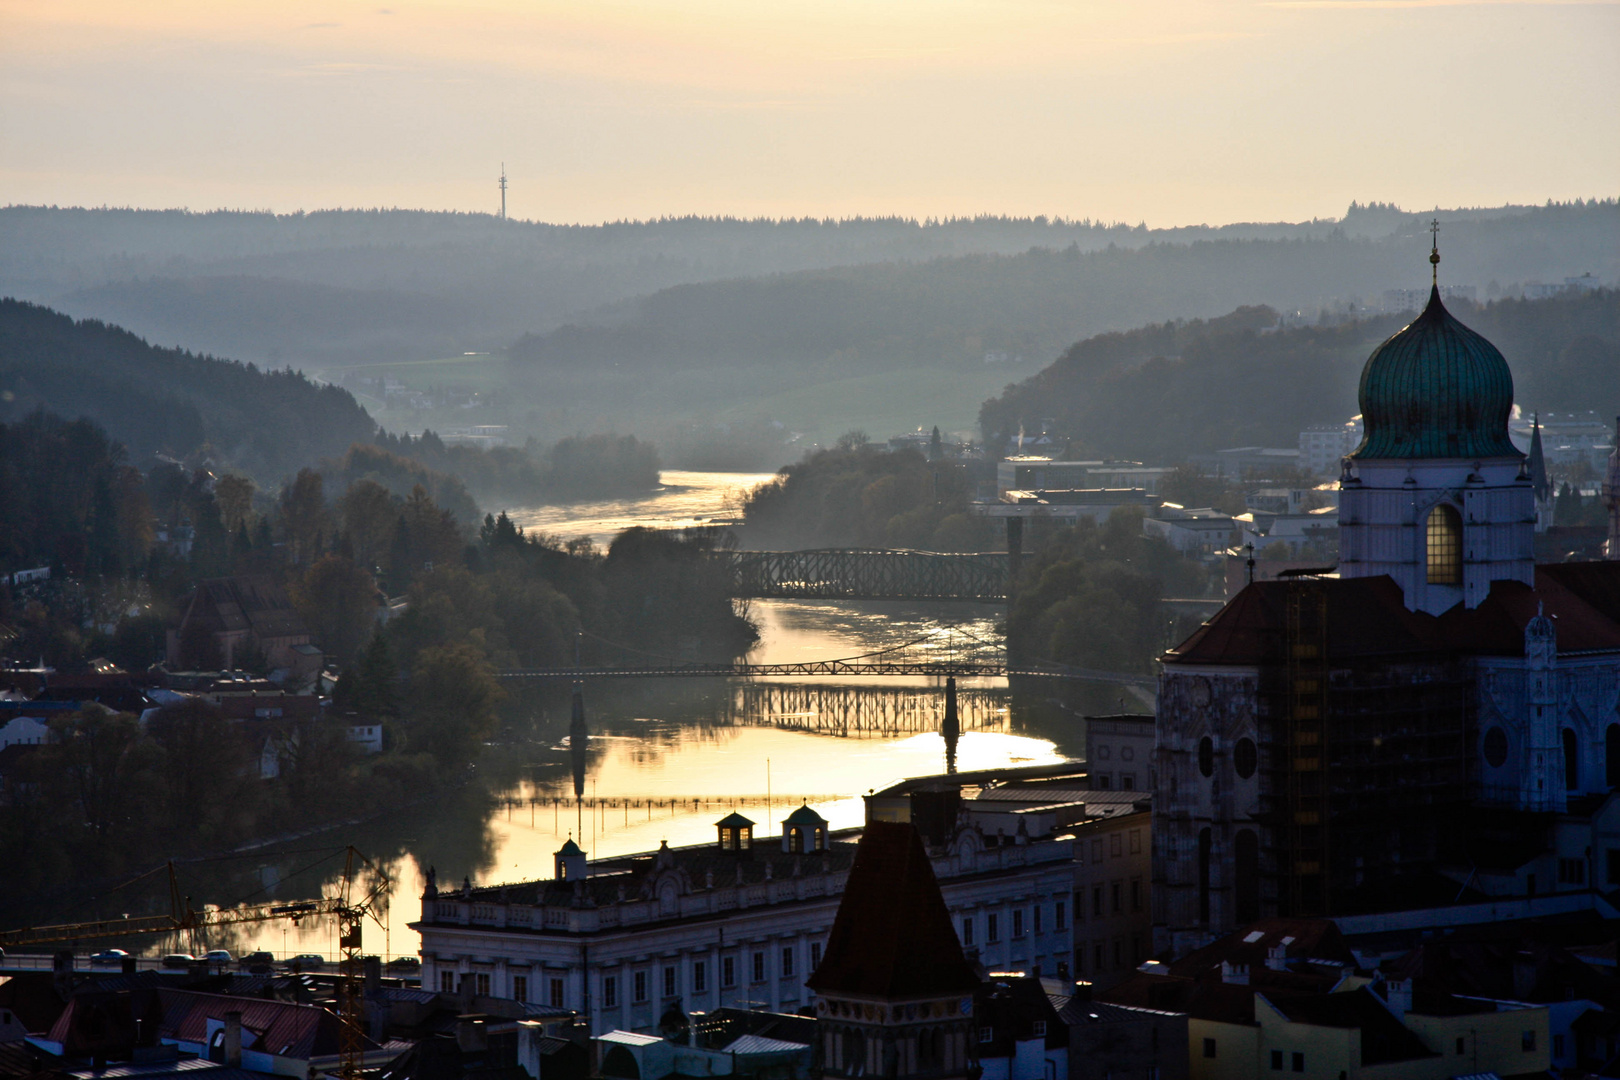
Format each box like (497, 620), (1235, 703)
(1350, 286), (1518, 462)
(715, 811), (755, 854)
(781, 803), (829, 853)
(555, 837), (587, 882)
(1338, 228), (1534, 614)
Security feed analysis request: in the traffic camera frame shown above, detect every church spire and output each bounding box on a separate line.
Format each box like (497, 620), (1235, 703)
(1429, 216), (1441, 288)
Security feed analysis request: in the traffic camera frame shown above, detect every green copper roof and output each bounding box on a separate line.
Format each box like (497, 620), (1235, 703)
(1350, 285), (1520, 461)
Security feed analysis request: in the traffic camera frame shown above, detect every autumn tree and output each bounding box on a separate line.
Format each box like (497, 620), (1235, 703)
(289, 554), (378, 665)
(279, 468), (330, 564)
(407, 642), (503, 765)
(214, 474), (256, 535)
(339, 479), (399, 569)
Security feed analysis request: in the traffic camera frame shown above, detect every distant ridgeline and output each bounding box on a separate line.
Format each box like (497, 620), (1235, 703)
(979, 288), (1620, 463)
(0, 300), (661, 516)
(0, 299), (376, 481)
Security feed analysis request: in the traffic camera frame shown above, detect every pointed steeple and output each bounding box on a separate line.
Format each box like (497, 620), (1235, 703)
(1528, 413), (1551, 502)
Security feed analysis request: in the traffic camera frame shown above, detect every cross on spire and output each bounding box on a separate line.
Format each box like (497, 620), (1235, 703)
(1429, 216), (1441, 285)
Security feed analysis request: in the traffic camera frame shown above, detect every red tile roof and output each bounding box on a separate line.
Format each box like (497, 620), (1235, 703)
(805, 821), (980, 999)
(1165, 563), (1620, 667)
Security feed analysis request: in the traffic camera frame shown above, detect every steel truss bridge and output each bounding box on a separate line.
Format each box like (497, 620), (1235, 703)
(713, 548), (1009, 601)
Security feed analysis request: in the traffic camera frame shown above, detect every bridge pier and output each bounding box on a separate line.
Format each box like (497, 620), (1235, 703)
(943, 676), (959, 774)
(1006, 518), (1023, 590)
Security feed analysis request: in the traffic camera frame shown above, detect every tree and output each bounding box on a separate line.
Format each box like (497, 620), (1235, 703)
(145, 698), (258, 840)
(339, 479), (399, 569)
(42, 708), (163, 844)
(336, 633), (402, 720)
(407, 643), (504, 765)
(929, 426), (943, 461)
(289, 554), (378, 665)
(279, 468), (330, 564)
(214, 474), (256, 535)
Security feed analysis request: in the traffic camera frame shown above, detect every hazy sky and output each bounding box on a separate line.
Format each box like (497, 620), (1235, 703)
(2, 0), (1616, 225)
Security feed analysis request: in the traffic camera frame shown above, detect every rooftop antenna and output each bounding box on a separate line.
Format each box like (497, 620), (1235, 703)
(1428, 216), (1440, 287)
(499, 163), (508, 221)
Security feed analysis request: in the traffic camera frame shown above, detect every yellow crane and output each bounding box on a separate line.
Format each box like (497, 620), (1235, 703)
(0, 846), (389, 1080)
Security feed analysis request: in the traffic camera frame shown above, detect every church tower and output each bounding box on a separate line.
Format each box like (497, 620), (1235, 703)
(1338, 230), (1534, 614)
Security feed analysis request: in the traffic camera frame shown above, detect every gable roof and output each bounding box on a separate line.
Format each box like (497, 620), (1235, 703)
(153, 990), (373, 1062)
(805, 821), (980, 999)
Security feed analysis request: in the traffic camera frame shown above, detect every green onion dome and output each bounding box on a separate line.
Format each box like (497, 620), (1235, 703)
(1350, 285), (1520, 460)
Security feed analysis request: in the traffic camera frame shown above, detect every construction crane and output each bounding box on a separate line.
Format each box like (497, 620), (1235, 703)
(0, 846), (389, 1080)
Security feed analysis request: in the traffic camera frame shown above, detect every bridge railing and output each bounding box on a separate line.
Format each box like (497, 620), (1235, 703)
(713, 548), (1010, 600)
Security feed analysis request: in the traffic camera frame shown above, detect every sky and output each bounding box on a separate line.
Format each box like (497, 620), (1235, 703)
(1, 0), (1616, 226)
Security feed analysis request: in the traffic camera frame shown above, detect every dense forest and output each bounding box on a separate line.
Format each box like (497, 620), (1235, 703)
(0, 300), (664, 511)
(7, 201), (1614, 459)
(737, 436), (997, 551)
(0, 299), (376, 481)
(979, 289), (1620, 462)
(16, 201), (1591, 366)
(0, 409), (751, 890)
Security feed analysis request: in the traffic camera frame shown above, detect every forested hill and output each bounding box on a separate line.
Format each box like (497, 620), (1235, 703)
(0, 299), (376, 481)
(978, 288), (1620, 463)
(5, 201), (1613, 370)
(509, 202), (1620, 378)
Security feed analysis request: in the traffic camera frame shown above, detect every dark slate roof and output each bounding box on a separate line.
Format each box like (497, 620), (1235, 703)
(1351, 285), (1519, 461)
(714, 812), (755, 828)
(0, 973), (69, 1033)
(154, 989), (375, 1061)
(1266, 987), (1438, 1067)
(804, 821), (980, 999)
(1166, 919), (1358, 980)
(1165, 564), (1620, 667)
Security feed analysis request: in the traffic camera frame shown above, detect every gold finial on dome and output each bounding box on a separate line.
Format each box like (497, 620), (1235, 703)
(1429, 216), (1441, 285)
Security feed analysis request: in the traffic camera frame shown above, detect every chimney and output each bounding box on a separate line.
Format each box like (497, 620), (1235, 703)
(364, 955), (382, 993)
(224, 1012), (242, 1068)
(1265, 944), (1287, 972)
(122, 956), (138, 976)
(457, 1016), (488, 1054)
(1383, 979), (1411, 1021)
(1219, 961), (1249, 985)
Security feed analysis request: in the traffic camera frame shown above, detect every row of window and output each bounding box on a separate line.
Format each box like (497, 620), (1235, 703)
(437, 971), (565, 1007)
(1076, 935), (1145, 973)
(1203, 1029), (1542, 1069)
(1077, 829), (1144, 864)
(601, 943), (825, 1009)
(959, 901), (1067, 947)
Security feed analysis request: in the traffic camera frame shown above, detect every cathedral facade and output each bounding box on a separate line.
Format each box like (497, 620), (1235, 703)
(1154, 280), (1620, 956)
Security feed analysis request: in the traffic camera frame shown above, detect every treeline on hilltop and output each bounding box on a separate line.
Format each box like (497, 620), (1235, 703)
(738, 436), (998, 551)
(979, 289), (1620, 463)
(0, 298), (662, 513)
(0, 299), (377, 482)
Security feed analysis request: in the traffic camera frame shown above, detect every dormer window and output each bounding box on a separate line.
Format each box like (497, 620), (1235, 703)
(716, 812), (755, 853)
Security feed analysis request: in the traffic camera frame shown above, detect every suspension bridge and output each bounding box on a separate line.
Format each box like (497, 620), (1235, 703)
(712, 548), (1009, 601)
(494, 627), (1158, 690)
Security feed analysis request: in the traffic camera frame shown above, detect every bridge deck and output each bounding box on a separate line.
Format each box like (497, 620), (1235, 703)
(496, 663), (1157, 688)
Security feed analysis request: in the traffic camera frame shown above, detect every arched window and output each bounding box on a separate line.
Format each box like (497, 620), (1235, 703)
(1198, 828), (1213, 924)
(1564, 729), (1579, 792)
(1607, 724), (1620, 789)
(1198, 736), (1214, 777)
(1234, 830), (1260, 924)
(1234, 738), (1258, 780)
(1426, 504), (1462, 586)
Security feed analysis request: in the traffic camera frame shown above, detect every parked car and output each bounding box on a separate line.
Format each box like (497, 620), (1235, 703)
(288, 953), (325, 971)
(203, 950), (233, 966)
(385, 956), (421, 972)
(90, 949), (131, 966)
(159, 953), (195, 969)
(240, 950), (276, 973)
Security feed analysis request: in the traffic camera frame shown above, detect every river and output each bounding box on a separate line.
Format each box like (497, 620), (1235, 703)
(50, 473), (1128, 965)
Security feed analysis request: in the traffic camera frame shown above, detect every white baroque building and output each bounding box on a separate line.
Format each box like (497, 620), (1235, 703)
(413, 806), (1075, 1035)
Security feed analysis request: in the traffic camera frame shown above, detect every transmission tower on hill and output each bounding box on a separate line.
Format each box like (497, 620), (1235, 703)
(499, 163), (508, 220)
